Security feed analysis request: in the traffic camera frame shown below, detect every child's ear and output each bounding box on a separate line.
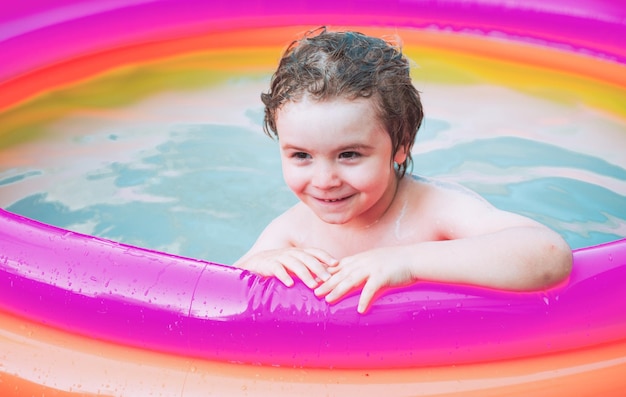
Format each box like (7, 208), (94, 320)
(393, 146), (408, 164)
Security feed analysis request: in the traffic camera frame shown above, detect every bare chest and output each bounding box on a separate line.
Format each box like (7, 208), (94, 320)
(296, 215), (440, 259)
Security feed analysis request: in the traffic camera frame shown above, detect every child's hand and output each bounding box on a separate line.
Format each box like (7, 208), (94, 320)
(239, 248), (336, 289)
(314, 247), (414, 314)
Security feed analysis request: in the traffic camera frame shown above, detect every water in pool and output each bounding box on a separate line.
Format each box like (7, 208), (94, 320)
(1, 38), (625, 265)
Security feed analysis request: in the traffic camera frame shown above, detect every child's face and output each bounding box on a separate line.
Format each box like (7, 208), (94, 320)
(276, 97), (407, 228)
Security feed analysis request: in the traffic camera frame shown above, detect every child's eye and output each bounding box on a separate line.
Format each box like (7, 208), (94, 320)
(339, 151), (361, 160)
(292, 152), (311, 160)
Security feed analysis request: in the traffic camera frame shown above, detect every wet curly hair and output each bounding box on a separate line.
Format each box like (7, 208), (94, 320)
(261, 27), (423, 176)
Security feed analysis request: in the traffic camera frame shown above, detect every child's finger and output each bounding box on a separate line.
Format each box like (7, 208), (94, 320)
(326, 265), (342, 274)
(296, 251), (332, 281)
(321, 271), (365, 304)
(272, 263), (295, 287)
(357, 281), (378, 314)
(305, 248), (339, 267)
(313, 275), (336, 297)
(323, 281), (351, 303)
(277, 253), (324, 288)
(285, 265), (318, 289)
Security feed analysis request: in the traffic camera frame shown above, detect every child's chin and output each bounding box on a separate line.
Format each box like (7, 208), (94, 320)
(321, 219), (349, 225)
(312, 211), (349, 225)
(317, 213), (355, 226)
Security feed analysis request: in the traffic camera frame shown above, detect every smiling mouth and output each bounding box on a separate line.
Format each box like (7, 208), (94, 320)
(318, 195), (353, 203)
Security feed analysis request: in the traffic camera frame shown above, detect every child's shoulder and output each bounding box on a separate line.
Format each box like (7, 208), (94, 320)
(407, 174), (490, 203)
(250, 203), (314, 249)
(267, 202), (319, 235)
(269, 203), (311, 227)
(402, 174), (494, 219)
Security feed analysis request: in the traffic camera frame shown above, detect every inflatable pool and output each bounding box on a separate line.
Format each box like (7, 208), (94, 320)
(1, 0), (625, 396)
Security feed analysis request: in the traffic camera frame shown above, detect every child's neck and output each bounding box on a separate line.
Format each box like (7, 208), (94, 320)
(329, 175), (403, 231)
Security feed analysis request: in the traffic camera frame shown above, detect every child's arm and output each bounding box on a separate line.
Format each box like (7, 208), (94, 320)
(314, 183), (573, 313)
(234, 210), (336, 288)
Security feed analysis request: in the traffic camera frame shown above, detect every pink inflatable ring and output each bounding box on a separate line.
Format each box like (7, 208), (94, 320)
(1, 0), (625, 396)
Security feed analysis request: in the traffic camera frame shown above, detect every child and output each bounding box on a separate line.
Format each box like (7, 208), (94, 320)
(235, 27), (572, 314)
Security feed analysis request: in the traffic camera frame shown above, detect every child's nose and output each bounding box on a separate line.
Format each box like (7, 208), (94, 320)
(311, 162), (340, 189)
